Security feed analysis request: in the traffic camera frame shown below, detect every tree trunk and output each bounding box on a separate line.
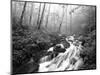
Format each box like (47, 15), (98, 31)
(69, 6), (80, 34)
(37, 3), (46, 30)
(66, 5), (68, 33)
(20, 2), (27, 26)
(58, 5), (65, 33)
(70, 12), (72, 34)
(45, 4), (51, 28)
(89, 6), (91, 26)
(29, 3), (34, 25)
(14, 2), (17, 17)
(37, 3), (41, 27)
(70, 6), (72, 35)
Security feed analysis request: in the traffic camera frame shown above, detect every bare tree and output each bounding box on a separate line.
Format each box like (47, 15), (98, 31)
(45, 4), (51, 28)
(37, 3), (46, 29)
(69, 6), (80, 34)
(66, 5), (68, 33)
(69, 9), (72, 34)
(58, 5), (65, 33)
(79, 6), (92, 23)
(29, 3), (34, 25)
(13, 2), (17, 17)
(88, 6), (92, 26)
(37, 3), (41, 27)
(20, 2), (27, 26)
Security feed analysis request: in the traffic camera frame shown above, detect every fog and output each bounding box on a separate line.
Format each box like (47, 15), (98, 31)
(12, 1), (96, 74)
(12, 1), (95, 35)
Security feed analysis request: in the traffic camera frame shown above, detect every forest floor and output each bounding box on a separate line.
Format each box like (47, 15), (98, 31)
(12, 19), (96, 74)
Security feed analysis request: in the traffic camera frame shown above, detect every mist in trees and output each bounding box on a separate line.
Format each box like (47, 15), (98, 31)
(12, 1), (96, 74)
(12, 1), (95, 35)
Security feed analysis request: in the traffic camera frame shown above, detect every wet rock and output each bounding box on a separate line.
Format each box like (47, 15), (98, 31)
(37, 42), (50, 50)
(14, 60), (39, 74)
(53, 45), (66, 53)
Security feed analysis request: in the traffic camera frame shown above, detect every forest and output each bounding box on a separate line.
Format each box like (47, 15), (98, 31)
(12, 1), (96, 74)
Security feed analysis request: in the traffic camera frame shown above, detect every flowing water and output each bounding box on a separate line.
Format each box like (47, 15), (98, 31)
(38, 35), (83, 72)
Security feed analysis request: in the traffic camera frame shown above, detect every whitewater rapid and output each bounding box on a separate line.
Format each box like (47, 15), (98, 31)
(38, 35), (83, 72)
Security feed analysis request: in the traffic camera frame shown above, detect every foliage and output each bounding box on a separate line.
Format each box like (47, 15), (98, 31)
(79, 15), (96, 70)
(12, 2), (96, 73)
(12, 17), (63, 74)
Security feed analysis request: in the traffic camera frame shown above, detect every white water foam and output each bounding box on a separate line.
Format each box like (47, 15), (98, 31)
(38, 35), (83, 72)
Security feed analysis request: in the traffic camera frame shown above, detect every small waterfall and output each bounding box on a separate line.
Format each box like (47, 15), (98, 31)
(38, 35), (83, 72)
